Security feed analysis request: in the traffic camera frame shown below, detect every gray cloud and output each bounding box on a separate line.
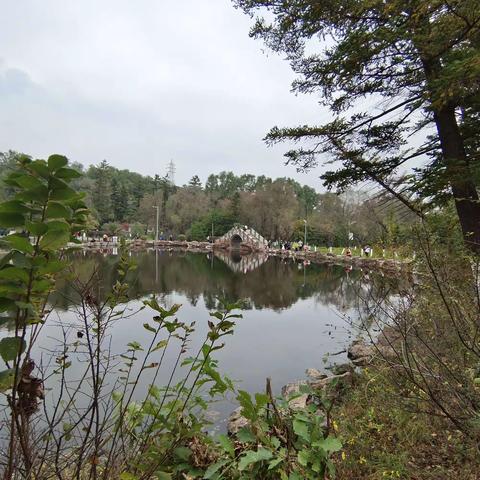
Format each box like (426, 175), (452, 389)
(0, 0), (330, 188)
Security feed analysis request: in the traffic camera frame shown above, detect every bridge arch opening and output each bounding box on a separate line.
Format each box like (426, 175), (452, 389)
(230, 234), (243, 249)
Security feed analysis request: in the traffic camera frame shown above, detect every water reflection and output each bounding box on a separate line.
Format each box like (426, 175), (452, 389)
(30, 250), (405, 429)
(52, 250), (401, 314)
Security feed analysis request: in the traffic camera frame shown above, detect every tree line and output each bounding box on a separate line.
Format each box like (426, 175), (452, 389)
(0, 151), (416, 245)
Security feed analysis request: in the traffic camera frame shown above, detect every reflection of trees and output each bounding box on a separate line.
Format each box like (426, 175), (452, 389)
(51, 251), (403, 312)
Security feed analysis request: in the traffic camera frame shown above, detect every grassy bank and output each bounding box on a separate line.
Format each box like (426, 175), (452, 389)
(331, 365), (479, 480)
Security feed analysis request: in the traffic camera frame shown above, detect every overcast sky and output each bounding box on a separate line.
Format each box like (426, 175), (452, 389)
(0, 0), (331, 188)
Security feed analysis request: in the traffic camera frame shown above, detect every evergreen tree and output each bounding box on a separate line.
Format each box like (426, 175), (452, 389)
(91, 160), (113, 224)
(111, 177), (129, 222)
(189, 175), (202, 189)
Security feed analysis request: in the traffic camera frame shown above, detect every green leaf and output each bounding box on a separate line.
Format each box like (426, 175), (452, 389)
(4, 235), (34, 254)
(315, 436), (342, 453)
(28, 160), (50, 178)
(288, 471), (304, 480)
(0, 201), (31, 214)
(152, 339), (168, 351)
(237, 390), (257, 421)
(238, 448), (273, 471)
(46, 202), (71, 219)
(127, 341), (143, 351)
(0, 212), (24, 228)
(143, 323), (157, 334)
(62, 422), (73, 441)
(293, 419), (311, 442)
(236, 427), (256, 443)
(0, 298), (16, 312)
(0, 369), (15, 392)
(154, 472), (172, 480)
(14, 174), (44, 190)
(54, 167), (82, 180)
(254, 392), (269, 408)
(268, 456), (284, 470)
(119, 474), (137, 480)
(297, 449), (310, 467)
(26, 221), (48, 236)
(17, 185), (49, 202)
(46, 220), (70, 232)
(173, 446), (191, 461)
(203, 458), (230, 479)
(217, 434), (235, 457)
(209, 311), (223, 320)
(48, 154), (68, 171)
(32, 278), (54, 293)
(39, 230), (70, 250)
(50, 187), (77, 201)
(0, 337), (26, 362)
(0, 267), (29, 283)
(37, 260), (66, 275)
(9, 251), (31, 268)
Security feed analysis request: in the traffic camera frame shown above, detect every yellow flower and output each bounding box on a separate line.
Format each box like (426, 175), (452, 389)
(332, 420), (339, 431)
(341, 451), (346, 461)
(359, 456), (367, 465)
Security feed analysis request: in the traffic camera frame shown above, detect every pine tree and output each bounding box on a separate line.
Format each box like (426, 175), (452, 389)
(189, 175), (202, 189)
(92, 160), (113, 224)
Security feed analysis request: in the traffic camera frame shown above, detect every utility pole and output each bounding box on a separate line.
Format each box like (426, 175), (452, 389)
(153, 205), (159, 242)
(303, 219), (307, 246)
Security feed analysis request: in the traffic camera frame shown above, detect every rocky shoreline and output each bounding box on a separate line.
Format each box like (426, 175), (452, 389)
(227, 331), (398, 435)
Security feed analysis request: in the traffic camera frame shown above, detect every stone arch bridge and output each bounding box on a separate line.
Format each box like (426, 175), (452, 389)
(215, 226), (268, 252)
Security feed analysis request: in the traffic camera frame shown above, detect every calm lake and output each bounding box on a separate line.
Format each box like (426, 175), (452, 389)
(33, 249), (399, 429)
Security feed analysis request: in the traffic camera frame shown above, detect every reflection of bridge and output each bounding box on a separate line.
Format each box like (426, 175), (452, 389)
(214, 251), (269, 274)
(216, 226), (268, 251)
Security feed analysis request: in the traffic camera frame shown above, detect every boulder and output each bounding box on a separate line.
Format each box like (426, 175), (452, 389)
(329, 363), (353, 375)
(281, 380), (308, 398)
(281, 381), (312, 409)
(305, 368), (328, 381)
(309, 371), (352, 390)
(227, 407), (249, 435)
(288, 393), (310, 410)
(347, 339), (375, 366)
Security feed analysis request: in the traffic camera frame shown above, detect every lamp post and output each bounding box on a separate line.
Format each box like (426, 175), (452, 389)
(303, 205), (317, 248)
(152, 205), (159, 242)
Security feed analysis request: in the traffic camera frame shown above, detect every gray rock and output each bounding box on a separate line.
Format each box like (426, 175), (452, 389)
(281, 380), (308, 398)
(305, 368), (328, 380)
(347, 339), (375, 366)
(329, 363), (353, 375)
(227, 407), (249, 435)
(288, 393), (310, 410)
(310, 371), (352, 389)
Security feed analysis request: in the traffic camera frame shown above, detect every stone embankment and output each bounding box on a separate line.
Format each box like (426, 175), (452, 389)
(269, 249), (411, 275)
(81, 240), (410, 274)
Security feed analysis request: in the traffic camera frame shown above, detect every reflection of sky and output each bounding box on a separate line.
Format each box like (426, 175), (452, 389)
(34, 287), (357, 430)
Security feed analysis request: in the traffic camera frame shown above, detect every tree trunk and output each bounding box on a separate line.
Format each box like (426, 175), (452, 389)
(419, 50), (480, 253)
(432, 105), (480, 253)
